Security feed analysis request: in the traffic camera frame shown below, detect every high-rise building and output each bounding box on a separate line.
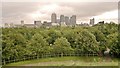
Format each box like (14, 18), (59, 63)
(70, 15), (76, 26)
(65, 16), (70, 25)
(51, 13), (57, 23)
(72, 15), (76, 24)
(60, 15), (66, 26)
(90, 18), (95, 26)
(60, 15), (65, 22)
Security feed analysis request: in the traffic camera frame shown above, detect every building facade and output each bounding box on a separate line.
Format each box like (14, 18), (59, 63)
(51, 13), (57, 23)
(34, 21), (42, 27)
(60, 15), (65, 23)
(90, 18), (95, 26)
(60, 15), (66, 26)
(65, 16), (70, 25)
(70, 15), (76, 26)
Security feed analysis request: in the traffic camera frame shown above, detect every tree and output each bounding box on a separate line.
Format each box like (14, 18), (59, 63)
(52, 37), (74, 55)
(107, 32), (119, 57)
(62, 29), (76, 48)
(28, 33), (49, 56)
(2, 32), (27, 60)
(74, 30), (99, 54)
(46, 29), (61, 45)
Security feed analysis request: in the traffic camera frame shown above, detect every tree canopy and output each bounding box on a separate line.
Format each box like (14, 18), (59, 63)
(2, 23), (120, 61)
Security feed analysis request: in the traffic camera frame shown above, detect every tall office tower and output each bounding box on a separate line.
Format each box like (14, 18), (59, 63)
(60, 15), (66, 26)
(51, 13), (57, 23)
(72, 15), (76, 25)
(70, 15), (76, 26)
(65, 16), (70, 25)
(60, 15), (65, 22)
(90, 18), (95, 26)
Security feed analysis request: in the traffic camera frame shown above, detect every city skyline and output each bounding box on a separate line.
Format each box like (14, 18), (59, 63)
(1, 1), (118, 27)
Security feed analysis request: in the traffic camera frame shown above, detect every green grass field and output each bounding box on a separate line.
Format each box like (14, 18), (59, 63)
(5, 56), (119, 66)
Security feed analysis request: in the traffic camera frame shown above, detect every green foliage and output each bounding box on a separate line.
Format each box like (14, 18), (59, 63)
(52, 37), (73, 54)
(62, 29), (76, 48)
(74, 30), (99, 53)
(27, 33), (49, 56)
(107, 32), (119, 57)
(2, 23), (120, 62)
(46, 29), (61, 44)
(2, 33), (27, 59)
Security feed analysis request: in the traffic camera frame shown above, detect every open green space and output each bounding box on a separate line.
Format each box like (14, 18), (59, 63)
(5, 56), (119, 66)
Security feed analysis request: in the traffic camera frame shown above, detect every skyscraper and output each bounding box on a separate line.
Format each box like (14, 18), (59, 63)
(60, 15), (66, 26)
(60, 15), (65, 23)
(65, 16), (70, 25)
(70, 15), (76, 26)
(51, 13), (57, 23)
(90, 18), (95, 26)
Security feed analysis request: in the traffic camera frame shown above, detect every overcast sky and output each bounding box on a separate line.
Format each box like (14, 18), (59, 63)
(1, 0), (119, 26)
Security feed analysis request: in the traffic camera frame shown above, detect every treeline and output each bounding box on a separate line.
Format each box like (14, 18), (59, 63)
(2, 23), (120, 61)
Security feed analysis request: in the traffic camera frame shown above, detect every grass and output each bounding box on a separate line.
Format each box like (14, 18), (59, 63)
(4, 56), (119, 66)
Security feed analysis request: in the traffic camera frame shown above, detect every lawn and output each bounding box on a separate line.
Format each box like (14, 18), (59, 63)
(4, 56), (119, 66)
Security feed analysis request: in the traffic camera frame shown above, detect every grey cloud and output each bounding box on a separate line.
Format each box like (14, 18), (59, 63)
(2, 2), (118, 24)
(2, 2), (42, 17)
(58, 2), (117, 19)
(2, 0), (119, 2)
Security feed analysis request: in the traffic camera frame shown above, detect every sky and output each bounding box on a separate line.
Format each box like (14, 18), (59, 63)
(1, 0), (119, 27)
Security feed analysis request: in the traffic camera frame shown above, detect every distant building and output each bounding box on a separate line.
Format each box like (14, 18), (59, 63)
(4, 13), (78, 28)
(70, 15), (76, 26)
(61, 22), (67, 26)
(51, 13), (76, 26)
(60, 15), (65, 23)
(90, 18), (95, 26)
(24, 21), (34, 28)
(4, 23), (15, 28)
(42, 21), (52, 28)
(4, 23), (9, 28)
(65, 16), (70, 25)
(34, 21), (42, 27)
(14, 24), (23, 28)
(19, 20), (42, 28)
(4, 20), (42, 28)
(24, 24), (35, 28)
(72, 15), (76, 24)
(51, 13), (57, 23)
(60, 15), (66, 26)
(76, 22), (89, 27)
(51, 23), (59, 26)
(10, 23), (14, 27)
